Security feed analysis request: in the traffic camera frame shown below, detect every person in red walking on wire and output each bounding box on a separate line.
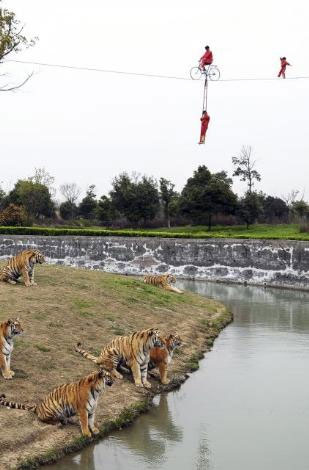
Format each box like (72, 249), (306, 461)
(198, 111), (210, 144)
(278, 57), (291, 79)
(199, 45), (213, 70)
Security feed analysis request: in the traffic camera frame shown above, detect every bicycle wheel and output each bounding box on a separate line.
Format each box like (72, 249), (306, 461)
(190, 67), (202, 80)
(208, 66), (220, 81)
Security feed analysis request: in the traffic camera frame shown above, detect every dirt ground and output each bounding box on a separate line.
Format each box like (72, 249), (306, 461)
(0, 265), (231, 469)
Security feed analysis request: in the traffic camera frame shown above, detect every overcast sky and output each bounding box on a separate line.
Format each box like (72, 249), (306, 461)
(1, 0), (308, 202)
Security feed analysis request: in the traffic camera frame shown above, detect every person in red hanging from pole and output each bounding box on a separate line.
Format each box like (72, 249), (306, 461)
(278, 57), (291, 79)
(198, 110), (210, 144)
(199, 45), (213, 70)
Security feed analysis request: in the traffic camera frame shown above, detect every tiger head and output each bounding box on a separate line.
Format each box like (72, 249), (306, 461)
(4, 318), (23, 339)
(166, 333), (183, 351)
(98, 369), (114, 388)
(166, 274), (176, 284)
(88, 369), (114, 390)
(146, 328), (164, 348)
(30, 250), (45, 264)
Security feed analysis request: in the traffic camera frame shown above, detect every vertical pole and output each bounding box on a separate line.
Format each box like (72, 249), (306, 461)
(202, 75), (208, 112)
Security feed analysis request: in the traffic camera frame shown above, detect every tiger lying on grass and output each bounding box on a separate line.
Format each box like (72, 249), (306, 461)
(0, 249), (45, 287)
(148, 334), (183, 384)
(0, 369), (113, 437)
(75, 328), (163, 389)
(0, 318), (23, 380)
(143, 274), (183, 293)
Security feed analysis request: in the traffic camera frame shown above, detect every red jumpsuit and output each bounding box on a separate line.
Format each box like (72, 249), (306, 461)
(199, 113), (210, 144)
(199, 50), (213, 68)
(278, 58), (290, 79)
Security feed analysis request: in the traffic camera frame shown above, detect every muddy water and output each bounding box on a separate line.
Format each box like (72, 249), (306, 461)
(47, 281), (309, 470)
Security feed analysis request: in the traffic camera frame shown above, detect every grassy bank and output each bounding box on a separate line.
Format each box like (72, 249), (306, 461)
(0, 266), (232, 470)
(0, 224), (308, 240)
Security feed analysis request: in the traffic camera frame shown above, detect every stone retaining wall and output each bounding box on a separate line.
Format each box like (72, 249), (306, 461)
(1, 235), (309, 290)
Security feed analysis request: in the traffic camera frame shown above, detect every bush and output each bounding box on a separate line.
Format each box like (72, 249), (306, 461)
(0, 204), (26, 226)
(300, 224), (309, 233)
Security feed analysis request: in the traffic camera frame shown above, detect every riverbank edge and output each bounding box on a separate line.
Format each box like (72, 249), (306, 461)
(15, 308), (233, 470)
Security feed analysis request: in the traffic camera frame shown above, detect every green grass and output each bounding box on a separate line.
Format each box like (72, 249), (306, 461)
(0, 223), (308, 240)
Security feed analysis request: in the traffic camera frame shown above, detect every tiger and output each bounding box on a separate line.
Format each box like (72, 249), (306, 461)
(0, 369), (113, 437)
(0, 318), (23, 380)
(0, 249), (45, 287)
(148, 334), (183, 384)
(143, 273), (183, 294)
(75, 327), (163, 389)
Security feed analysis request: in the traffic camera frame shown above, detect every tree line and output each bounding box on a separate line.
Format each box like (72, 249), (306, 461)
(0, 147), (308, 229)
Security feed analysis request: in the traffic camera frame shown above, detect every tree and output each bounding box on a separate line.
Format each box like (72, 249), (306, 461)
(78, 185), (97, 219)
(28, 168), (56, 197)
(232, 145), (261, 194)
(59, 200), (78, 220)
(0, 203), (26, 226)
(110, 173), (160, 226)
(159, 178), (176, 228)
(0, 184), (5, 209)
(238, 191), (263, 228)
(96, 196), (118, 225)
(60, 183), (81, 219)
(262, 196), (289, 223)
(6, 180), (54, 219)
(180, 166), (237, 230)
(291, 200), (309, 221)
(0, 2), (37, 91)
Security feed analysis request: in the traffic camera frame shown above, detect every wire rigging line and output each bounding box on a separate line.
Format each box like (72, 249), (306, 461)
(6, 59), (309, 82)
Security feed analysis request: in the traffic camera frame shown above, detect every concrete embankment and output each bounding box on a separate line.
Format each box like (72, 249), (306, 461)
(1, 235), (309, 290)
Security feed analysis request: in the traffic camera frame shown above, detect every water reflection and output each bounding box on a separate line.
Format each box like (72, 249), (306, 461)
(108, 394), (182, 462)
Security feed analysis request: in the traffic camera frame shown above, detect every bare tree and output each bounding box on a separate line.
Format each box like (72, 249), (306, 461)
(232, 145), (261, 194)
(28, 168), (56, 197)
(0, 2), (37, 91)
(60, 183), (81, 205)
(282, 189), (304, 207)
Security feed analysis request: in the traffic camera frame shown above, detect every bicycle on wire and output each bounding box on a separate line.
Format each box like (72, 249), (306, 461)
(190, 64), (220, 81)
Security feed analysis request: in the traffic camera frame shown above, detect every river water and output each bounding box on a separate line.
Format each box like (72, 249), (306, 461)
(47, 281), (309, 470)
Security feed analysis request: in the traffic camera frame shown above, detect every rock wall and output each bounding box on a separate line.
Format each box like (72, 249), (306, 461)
(0, 235), (309, 290)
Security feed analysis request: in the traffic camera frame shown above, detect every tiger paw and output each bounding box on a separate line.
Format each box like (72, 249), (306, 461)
(143, 381), (152, 389)
(82, 430), (92, 438)
(3, 372), (13, 380)
(9, 370), (15, 377)
(24, 282), (31, 287)
(161, 379), (170, 385)
(91, 426), (100, 435)
(31, 282), (37, 286)
(135, 382), (143, 387)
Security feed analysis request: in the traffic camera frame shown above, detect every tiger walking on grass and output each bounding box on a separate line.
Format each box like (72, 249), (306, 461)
(76, 328), (163, 389)
(143, 273), (183, 293)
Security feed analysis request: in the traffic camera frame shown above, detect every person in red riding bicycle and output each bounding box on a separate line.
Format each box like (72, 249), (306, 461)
(199, 46), (213, 70)
(278, 57), (291, 79)
(198, 111), (210, 144)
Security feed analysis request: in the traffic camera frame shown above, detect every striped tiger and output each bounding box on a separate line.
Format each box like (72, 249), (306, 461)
(0, 249), (45, 287)
(143, 273), (183, 293)
(148, 334), (183, 384)
(75, 328), (163, 389)
(0, 369), (113, 437)
(0, 318), (23, 380)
